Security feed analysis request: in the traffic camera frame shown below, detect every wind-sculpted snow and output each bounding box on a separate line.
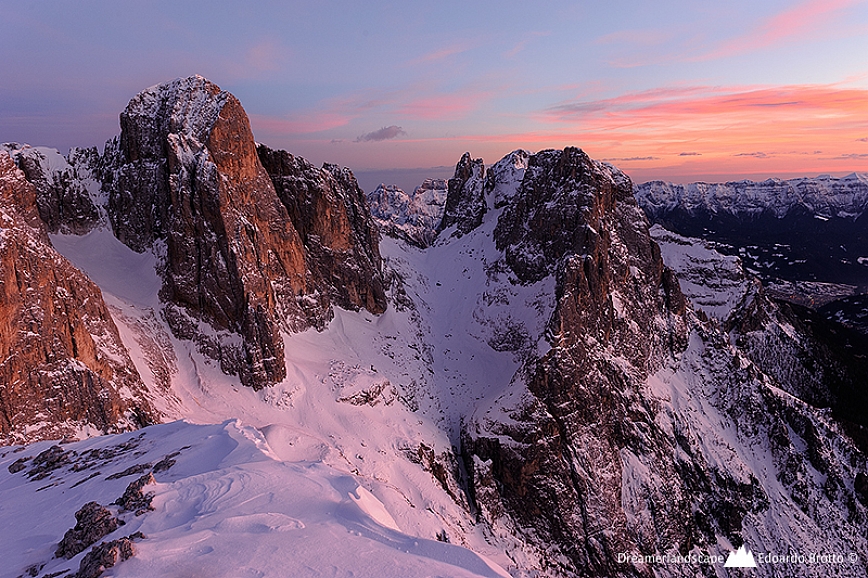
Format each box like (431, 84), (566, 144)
(0, 421), (509, 578)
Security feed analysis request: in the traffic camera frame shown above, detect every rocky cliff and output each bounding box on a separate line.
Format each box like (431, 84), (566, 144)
(101, 76), (385, 389)
(0, 152), (155, 444)
(1, 143), (104, 235)
(438, 152), (487, 236)
(257, 145), (386, 317)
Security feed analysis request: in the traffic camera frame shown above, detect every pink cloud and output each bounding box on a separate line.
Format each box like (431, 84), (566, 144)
(406, 42), (476, 65)
(705, 0), (859, 59)
(397, 90), (491, 120)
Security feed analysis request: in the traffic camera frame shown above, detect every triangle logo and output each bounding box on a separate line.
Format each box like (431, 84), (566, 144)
(724, 545), (757, 568)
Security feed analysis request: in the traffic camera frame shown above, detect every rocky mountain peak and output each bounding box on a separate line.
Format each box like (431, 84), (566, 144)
(438, 152), (486, 236)
(100, 75), (387, 389)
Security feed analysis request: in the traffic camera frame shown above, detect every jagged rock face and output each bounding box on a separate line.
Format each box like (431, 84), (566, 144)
(257, 145), (386, 316)
(727, 287), (868, 436)
(649, 225), (751, 322)
(1, 143), (103, 234)
(461, 148), (868, 576)
(102, 76), (389, 389)
(104, 76), (316, 388)
(0, 153), (154, 444)
(465, 148), (691, 575)
(438, 152), (486, 236)
(366, 179), (447, 248)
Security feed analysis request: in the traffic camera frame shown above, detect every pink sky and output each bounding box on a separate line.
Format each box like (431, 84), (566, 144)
(3, 0), (868, 188)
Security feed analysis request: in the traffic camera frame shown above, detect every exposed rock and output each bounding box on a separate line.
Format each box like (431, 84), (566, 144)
(438, 152), (486, 236)
(1, 143), (103, 234)
(27, 445), (73, 480)
(366, 179), (447, 247)
(461, 148), (868, 576)
(102, 75), (311, 388)
(56, 502), (121, 559)
(101, 76), (388, 389)
(0, 152), (155, 444)
(75, 536), (138, 578)
(257, 145), (387, 319)
(114, 472), (156, 514)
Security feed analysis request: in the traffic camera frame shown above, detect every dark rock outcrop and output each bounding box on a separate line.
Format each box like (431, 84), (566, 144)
(75, 536), (138, 578)
(0, 152), (155, 444)
(56, 502), (121, 559)
(1, 143), (103, 234)
(114, 472), (156, 514)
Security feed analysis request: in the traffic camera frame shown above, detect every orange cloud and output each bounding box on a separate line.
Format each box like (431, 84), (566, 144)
(449, 82), (868, 180)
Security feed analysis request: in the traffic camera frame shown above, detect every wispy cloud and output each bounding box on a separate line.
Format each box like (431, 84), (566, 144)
(602, 156), (660, 162)
(249, 111), (352, 135)
(504, 31), (550, 58)
(704, 0), (860, 59)
(355, 125), (406, 142)
(680, 152), (701, 156)
(407, 42), (476, 65)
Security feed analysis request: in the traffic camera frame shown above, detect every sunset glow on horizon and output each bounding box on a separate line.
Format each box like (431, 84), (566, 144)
(2, 0), (867, 191)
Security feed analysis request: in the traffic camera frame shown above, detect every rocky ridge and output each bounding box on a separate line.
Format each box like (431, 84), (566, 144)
(372, 147), (868, 576)
(636, 174), (868, 220)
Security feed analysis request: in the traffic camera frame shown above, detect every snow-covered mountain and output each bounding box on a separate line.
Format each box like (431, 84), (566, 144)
(2, 76), (867, 578)
(636, 175), (868, 337)
(366, 179), (448, 247)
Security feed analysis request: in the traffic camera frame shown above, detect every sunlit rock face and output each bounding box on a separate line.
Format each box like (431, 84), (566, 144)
(0, 152), (155, 444)
(102, 76), (387, 389)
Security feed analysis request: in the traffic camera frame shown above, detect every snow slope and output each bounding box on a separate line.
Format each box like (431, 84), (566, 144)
(0, 420), (509, 578)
